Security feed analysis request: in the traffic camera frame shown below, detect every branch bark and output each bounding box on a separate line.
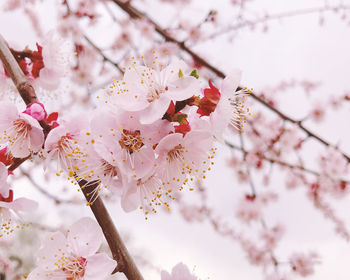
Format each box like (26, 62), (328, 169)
(110, 0), (350, 162)
(0, 33), (143, 280)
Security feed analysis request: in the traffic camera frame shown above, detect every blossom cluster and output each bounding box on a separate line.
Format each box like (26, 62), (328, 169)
(0, 55), (250, 218)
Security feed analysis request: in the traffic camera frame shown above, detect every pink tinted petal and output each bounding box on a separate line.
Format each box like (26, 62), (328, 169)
(129, 147), (155, 178)
(0, 101), (18, 128)
(141, 119), (174, 146)
(29, 126), (45, 152)
(84, 253), (117, 280)
(184, 130), (212, 149)
(166, 76), (201, 101)
(37, 231), (70, 271)
(9, 138), (31, 158)
(0, 197), (38, 212)
(27, 267), (61, 280)
(121, 181), (139, 212)
(44, 125), (67, 151)
(36, 68), (61, 91)
(90, 110), (117, 138)
(67, 217), (103, 257)
(220, 69), (241, 97)
(117, 66), (149, 111)
(93, 142), (116, 166)
(19, 113), (43, 130)
(140, 96), (170, 124)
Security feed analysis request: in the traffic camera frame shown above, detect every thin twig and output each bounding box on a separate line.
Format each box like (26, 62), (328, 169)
(20, 168), (82, 205)
(225, 140), (350, 184)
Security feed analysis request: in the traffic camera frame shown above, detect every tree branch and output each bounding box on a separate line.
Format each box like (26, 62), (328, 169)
(0, 33), (143, 280)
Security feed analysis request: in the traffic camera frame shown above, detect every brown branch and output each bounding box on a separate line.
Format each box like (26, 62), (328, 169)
(0, 33), (143, 280)
(81, 181), (142, 278)
(110, 0), (350, 162)
(0, 36), (37, 105)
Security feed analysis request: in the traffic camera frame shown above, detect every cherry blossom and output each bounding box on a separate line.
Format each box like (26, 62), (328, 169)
(44, 115), (88, 173)
(27, 217), (116, 280)
(0, 101), (44, 158)
(155, 131), (214, 189)
(90, 110), (161, 180)
(208, 70), (251, 141)
(106, 59), (201, 124)
(289, 252), (319, 277)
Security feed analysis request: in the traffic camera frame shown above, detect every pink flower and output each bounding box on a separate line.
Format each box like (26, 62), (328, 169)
(289, 252), (319, 277)
(27, 217), (116, 280)
(319, 147), (348, 178)
(107, 59), (201, 124)
(161, 263), (197, 280)
(260, 224), (285, 251)
(90, 110), (168, 180)
(310, 101), (325, 122)
(155, 130), (214, 189)
(44, 115), (88, 173)
(0, 101), (44, 158)
(209, 70), (250, 141)
(118, 172), (164, 214)
(236, 196), (262, 223)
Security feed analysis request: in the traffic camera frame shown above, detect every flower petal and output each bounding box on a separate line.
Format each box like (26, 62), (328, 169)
(84, 253), (117, 280)
(67, 217), (103, 257)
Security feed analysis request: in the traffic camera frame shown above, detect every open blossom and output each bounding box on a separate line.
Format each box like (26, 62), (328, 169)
(44, 115), (88, 173)
(0, 101), (44, 158)
(90, 110), (170, 180)
(236, 192), (277, 224)
(27, 217), (116, 280)
(260, 224), (285, 251)
(161, 263), (197, 280)
(106, 59), (201, 124)
(319, 147), (348, 178)
(289, 252), (319, 277)
(208, 70), (251, 141)
(155, 130), (214, 188)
